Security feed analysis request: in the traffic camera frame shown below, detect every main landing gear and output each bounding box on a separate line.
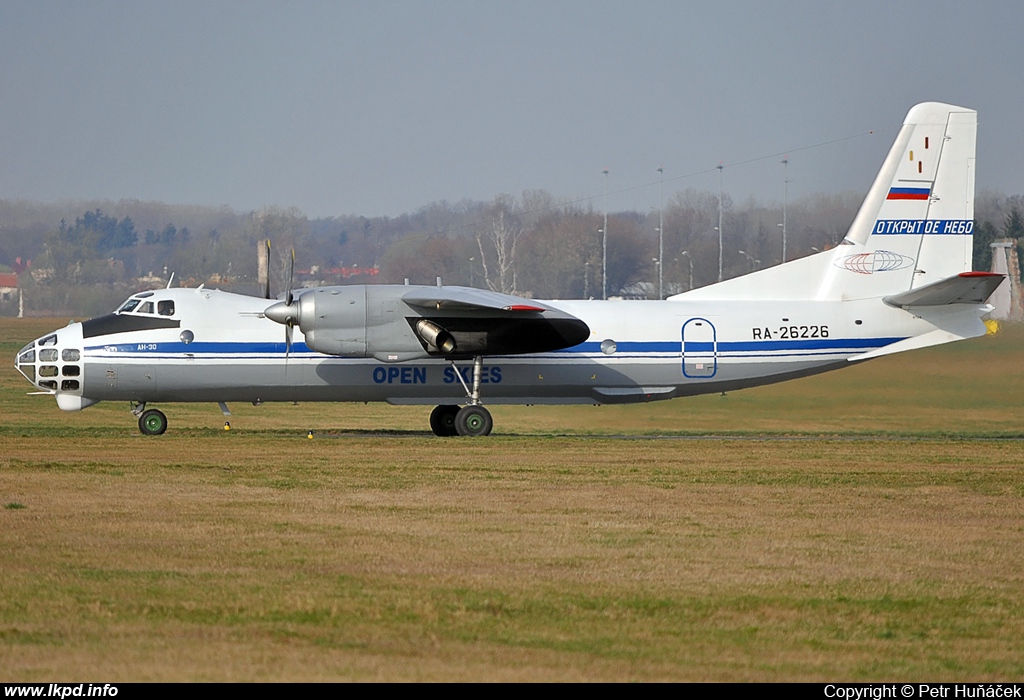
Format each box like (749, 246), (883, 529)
(132, 403), (168, 436)
(430, 356), (493, 437)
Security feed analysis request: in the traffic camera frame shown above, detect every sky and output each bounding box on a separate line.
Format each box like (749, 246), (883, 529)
(1, 1), (1022, 219)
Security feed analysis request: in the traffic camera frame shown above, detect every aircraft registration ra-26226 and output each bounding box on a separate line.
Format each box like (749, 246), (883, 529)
(15, 102), (1004, 437)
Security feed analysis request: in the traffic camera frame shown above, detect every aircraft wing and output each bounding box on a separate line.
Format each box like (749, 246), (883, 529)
(401, 286), (550, 313)
(401, 286), (588, 358)
(267, 284), (590, 360)
(883, 272), (1004, 309)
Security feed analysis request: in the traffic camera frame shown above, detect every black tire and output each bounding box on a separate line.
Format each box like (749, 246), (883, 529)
(455, 405), (493, 437)
(138, 408), (168, 436)
(429, 404), (460, 437)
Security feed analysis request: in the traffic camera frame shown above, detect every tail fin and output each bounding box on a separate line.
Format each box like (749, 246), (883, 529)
(674, 102), (977, 302)
(822, 101), (976, 299)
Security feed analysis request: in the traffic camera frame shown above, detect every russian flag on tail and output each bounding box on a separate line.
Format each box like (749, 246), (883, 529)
(887, 187), (930, 200)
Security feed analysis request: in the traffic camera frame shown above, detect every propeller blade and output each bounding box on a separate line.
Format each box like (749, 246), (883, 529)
(265, 249), (297, 361)
(285, 248), (295, 306)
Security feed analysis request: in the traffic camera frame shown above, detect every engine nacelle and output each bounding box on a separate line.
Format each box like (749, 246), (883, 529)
(292, 287), (368, 356)
(268, 286), (433, 360)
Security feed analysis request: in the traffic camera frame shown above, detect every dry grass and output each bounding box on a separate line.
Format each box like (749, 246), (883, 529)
(1, 318), (1023, 680)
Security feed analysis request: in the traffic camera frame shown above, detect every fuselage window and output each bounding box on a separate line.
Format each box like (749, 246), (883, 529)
(62, 349), (80, 362)
(158, 300), (175, 316)
(62, 365), (80, 377)
(39, 348), (58, 362)
(138, 301), (154, 314)
(39, 365), (58, 377)
(61, 380), (80, 391)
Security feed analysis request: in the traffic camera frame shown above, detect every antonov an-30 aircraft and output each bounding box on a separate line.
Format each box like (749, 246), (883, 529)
(15, 102), (1003, 437)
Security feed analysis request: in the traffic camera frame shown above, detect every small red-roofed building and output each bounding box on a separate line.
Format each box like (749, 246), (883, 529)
(0, 272), (17, 303)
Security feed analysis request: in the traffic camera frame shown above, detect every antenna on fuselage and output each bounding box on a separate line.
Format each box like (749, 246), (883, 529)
(166, 273), (175, 289)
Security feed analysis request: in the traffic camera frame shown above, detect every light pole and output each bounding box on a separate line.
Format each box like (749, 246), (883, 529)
(738, 249), (760, 271)
(584, 261), (590, 299)
(602, 168), (609, 300)
(469, 256), (475, 287)
(717, 163), (724, 282)
(652, 258), (661, 299)
(656, 165), (664, 300)
(781, 157), (789, 263)
(680, 250), (693, 291)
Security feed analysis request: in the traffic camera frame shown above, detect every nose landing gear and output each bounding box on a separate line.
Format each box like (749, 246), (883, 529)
(132, 403), (168, 436)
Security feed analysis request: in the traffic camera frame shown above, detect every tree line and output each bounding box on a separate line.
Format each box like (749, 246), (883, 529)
(0, 190), (1021, 316)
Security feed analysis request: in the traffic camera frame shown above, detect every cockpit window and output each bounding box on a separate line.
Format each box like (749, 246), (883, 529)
(39, 334), (57, 346)
(116, 296), (175, 315)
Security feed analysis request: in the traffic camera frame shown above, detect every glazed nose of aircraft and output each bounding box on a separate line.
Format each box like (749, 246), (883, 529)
(14, 323), (89, 408)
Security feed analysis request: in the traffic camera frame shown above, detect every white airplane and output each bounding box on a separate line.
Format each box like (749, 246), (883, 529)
(15, 102), (1003, 437)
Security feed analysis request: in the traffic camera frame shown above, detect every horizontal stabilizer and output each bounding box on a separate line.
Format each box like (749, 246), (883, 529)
(883, 272), (1004, 309)
(402, 286), (549, 313)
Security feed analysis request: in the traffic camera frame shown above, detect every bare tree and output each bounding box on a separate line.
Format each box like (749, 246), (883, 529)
(475, 195), (522, 294)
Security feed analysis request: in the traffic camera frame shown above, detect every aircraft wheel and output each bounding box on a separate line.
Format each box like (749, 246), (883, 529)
(138, 408), (168, 436)
(429, 404), (460, 437)
(455, 405), (492, 437)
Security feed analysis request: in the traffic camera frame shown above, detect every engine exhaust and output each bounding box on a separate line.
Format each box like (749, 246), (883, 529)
(415, 319), (457, 354)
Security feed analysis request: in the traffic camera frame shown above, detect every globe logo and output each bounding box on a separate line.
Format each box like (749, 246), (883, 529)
(835, 250), (915, 275)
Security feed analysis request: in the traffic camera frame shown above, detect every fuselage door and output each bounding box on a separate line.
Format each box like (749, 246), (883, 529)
(682, 318), (717, 378)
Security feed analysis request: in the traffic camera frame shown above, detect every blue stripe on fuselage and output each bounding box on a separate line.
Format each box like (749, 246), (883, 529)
(83, 336), (904, 357)
(84, 341), (312, 354)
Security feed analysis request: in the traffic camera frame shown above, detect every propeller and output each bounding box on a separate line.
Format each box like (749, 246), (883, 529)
(264, 248), (298, 358)
(284, 248), (295, 356)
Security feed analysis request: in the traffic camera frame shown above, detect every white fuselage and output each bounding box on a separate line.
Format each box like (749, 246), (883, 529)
(15, 285), (960, 411)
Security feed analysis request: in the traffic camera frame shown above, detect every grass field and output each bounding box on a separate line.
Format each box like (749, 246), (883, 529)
(1, 317), (1023, 681)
